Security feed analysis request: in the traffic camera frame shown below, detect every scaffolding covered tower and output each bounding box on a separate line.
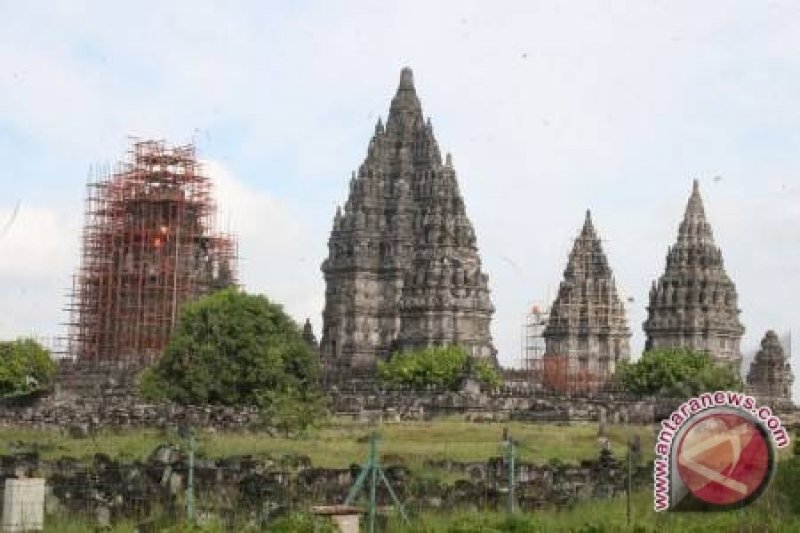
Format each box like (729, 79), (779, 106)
(65, 140), (237, 367)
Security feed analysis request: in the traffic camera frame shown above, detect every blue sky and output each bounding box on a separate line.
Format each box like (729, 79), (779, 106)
(0, 1), (798, 396)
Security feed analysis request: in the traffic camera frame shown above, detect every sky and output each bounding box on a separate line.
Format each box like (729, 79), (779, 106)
(0, 1), (798, 397)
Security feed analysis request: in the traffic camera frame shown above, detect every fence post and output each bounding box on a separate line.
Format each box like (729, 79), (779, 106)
(626, 436), (632, 526)
(505, 433), (516, 515)
(179, 426), (197, 524)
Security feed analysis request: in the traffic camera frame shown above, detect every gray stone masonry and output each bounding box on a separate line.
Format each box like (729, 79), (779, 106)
(747, 330), (794, 408)
(644, 180), (745, 369)
(320, 68), (495, 370)
(543, 210), (631, 383)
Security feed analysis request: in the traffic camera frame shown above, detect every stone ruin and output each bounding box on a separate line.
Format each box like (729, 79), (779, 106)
(543, 210), (631, 392)
(747, 330), (794, 409)
(0, 443), (649, 528)
(644, 180), (745, 370)
(320, 68), (496, 371)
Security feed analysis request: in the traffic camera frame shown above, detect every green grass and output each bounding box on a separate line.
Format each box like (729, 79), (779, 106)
(43, 488), (800, 533)
(14, 418), (799, 532)
(390, 487), (800, 532)
(0, 419), (654, 468)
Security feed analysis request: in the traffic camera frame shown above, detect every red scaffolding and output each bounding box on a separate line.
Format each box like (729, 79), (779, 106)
(65, 140), (237, 367)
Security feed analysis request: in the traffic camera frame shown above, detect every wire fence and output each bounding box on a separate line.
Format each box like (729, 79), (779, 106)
(0, 426), (655, 530)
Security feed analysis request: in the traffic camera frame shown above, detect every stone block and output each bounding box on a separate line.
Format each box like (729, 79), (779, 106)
(2, 478), (45, 532)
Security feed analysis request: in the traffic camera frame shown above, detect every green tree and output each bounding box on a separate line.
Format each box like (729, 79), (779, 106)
(615, 348), (742, 398)
(139, 288), (325, 432)
(378, 345), (500, 391)
(0, 338), (56, 397)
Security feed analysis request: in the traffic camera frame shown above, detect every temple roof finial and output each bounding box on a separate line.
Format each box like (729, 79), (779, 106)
(385, 67), (423, 136)
(580, 209), (596, 238)
(678, 179), (713, 245)
(544, 208), (630, 363)
(399, 67), (414, 89)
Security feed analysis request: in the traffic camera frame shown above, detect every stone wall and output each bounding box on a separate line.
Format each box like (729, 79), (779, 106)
(1, 362), (794, 431)
(0, 445), (648, 527)
(0, 395), (262, 432)
(0, 390), (678, 433)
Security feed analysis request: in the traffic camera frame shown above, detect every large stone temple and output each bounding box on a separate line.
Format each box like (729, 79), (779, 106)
(643, 180), (745, 369)
(320, 68), (496, 370)
(543, 211), (631, 388)
(746, 330), (794, 408)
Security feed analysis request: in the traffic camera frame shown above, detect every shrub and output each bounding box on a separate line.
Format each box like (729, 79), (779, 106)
(615, 349), (741, 398)
(0, 338), (56, 397)
(139, 288), (325, 433)
(378, 345), (500, 391)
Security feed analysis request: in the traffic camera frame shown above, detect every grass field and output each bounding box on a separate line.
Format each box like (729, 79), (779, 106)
(0, 418), (654, 467)
(10, 418), (799, 531)
(394, 487), (800, 532)
(42, 487), (800, 532)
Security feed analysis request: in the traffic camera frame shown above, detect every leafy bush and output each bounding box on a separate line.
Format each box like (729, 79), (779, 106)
(0, 338), (56, 397)
(139, 288), (325, 433)
(472, 359), (502, 390)
(378, 345), (500, 391)
(615, 348), (741, 398)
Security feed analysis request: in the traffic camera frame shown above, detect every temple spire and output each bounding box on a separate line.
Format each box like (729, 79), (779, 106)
(399, 67), (414, 89)
(678, 180), (714, 246)
(580, 209), (597, 240)
(747, 330), (794, 407)
(321, 68), (495, 370)
(544, 211), (630, 392)
(386, 67), (423, 136)
(644, 179), (743, 369)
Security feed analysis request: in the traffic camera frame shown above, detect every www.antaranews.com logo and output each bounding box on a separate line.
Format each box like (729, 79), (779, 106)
(653, 391), (789, 512)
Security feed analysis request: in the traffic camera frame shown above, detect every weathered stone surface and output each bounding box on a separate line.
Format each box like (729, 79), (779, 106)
(747, 330), (794, 408)
(320, 68), (495, 370)
(643, 180), (745, 369)
(543, 210), (631, 388)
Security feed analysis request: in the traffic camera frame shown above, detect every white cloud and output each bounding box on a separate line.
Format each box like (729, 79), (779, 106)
(203, 160), (325, 332)
(0, 1), (798, 399)
(0, 205), (77, 280)
(0, 204), (79, 341)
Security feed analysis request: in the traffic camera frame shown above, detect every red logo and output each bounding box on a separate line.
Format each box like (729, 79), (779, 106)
(676, 412), (773, 507)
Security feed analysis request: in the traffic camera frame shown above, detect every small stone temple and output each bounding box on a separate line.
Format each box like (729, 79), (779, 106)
(543, 211), (631, 390)
(320, 68), (496, 370)
(746, 330), (794, 407)
(643, 180), (744, 370)
(302, 318), (320, 357)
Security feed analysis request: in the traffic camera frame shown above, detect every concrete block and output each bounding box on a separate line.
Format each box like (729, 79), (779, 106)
(2, 478), (45, 532)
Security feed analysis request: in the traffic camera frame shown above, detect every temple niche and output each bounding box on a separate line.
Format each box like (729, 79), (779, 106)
(542, 211), (631, 392)
(746, 330), (794, 408)
(643, 180), (744, 370)
(320, 68), (496, 370)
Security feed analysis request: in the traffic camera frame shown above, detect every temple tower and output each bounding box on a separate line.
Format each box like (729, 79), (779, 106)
(320, 68), (495, 370)
(66, 140), (237, 367)
(643, 180), (744, 369)
(746, 330), (793, 408)
(542, 211), (630, 391)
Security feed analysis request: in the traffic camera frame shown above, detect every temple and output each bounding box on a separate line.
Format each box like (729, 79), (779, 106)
(542, 211), (630, 392)
(746, 330), (794, 408)
(320, 68), (496, 370)
(65, 140), (236, 366)
(643, 180), (744, 369)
